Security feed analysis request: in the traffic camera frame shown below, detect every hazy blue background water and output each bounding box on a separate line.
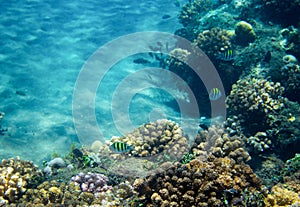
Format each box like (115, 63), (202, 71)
(0, 0), (190, 163)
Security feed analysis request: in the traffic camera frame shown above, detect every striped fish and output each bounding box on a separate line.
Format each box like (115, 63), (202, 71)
(109, 142), (133, 153)
(209, 88), (222, 101)
(217, 49), (234, 61)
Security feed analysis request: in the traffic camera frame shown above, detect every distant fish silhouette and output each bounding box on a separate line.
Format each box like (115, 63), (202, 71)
(157, 41), (163, 47)
(174, 0), (180, 7)
(263, 51), (271, 63)
(133, 58), (151, 64)
(199, 123), (209, 130)
(162, 15), (171, 19)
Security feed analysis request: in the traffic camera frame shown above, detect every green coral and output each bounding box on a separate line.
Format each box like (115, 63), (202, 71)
(281, 154), (300, 177)
(181, 152), (196, 164)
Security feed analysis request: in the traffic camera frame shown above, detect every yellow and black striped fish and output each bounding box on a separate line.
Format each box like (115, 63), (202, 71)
(209, 87), (222, 101)
(109, 142), (133, 153)
(217, 49), (234, 61)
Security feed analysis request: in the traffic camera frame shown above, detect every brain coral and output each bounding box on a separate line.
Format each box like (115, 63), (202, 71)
(133, 156), (262, 207)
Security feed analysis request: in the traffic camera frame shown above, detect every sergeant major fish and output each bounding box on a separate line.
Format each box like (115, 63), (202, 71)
(209, 87), (222, 101)
(109, 142), (134, 153)
(216, 49), (234, 61)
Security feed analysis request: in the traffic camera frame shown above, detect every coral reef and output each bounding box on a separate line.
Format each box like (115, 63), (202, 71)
(19, 179), (133, 206)
(165, 47), (198, 88)
(254, 155), (284, 187)
(257, 0), (300, 25)
(247, 132), (272, 152)
(104, 119), (189, 161)
(0, 157), (43, 204)
(226, 77), (300, 151)
(70, 172), (112, 193)
(133, 156), (262, 207)
(167, 48), (191, 68)
(192, 125), (251, 163)
(178, 0), (213, 33)
(281, 153), (300, 177)
(280, 62), (300, 102)
(226, 77), (285, 134)
(264, 184), (300, 207)
(193, 27), (232, 60)
(234, 21), (256, 46)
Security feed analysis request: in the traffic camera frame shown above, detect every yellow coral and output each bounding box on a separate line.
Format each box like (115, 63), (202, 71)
(264, 185), (300, 207)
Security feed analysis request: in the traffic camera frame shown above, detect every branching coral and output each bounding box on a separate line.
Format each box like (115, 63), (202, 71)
(0, 157), (43, 204)
(192, 125), (250, 163)
(165, 48), (197, 87)
(226, 77), (300, 151)
(227, 77), (285, 117)
(264, 185), (300, 207)
(179, 0), (212, 29)
(193, 27), (232, 60)
(280, 62), (300, 102)
(19, 179), (133, 206)
(133, 157), (262, 207)
(226, 77), (285, 136)
(105, 119), (189, 161)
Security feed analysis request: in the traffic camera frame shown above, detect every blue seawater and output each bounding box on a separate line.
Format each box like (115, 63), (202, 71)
(0, 0), (191, 164)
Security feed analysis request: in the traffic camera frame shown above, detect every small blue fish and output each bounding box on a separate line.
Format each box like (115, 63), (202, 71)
(217, 49), (234, 61)
(109, 142), (133, 153)
(209, 88), (222, 101)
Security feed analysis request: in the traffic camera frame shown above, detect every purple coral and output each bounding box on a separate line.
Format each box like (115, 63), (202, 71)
(70, 172), (112, 193)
